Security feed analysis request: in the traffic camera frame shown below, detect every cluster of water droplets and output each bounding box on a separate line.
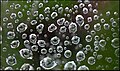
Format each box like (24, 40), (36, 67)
(0, 0), (119, 70)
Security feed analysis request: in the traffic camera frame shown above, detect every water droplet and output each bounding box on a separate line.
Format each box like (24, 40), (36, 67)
(29, 34), (37, 44)
(48, 23), (57, 33)
(78, 65), (89, 70)
(64, 50), (72, 58)
(7, 31), (15, 39)
(40, 57), (57, 70)
(41, 48), (47, 55)
(6, 56), (17, 66)
(75, 15), (84, 26)
(10, 40), (20, 48)
(57, 46), (63, 53)
(20, 63), (34, 70)
(31, 45), (38, 51)
(17, 23), (28, 33)
(64, 61), (76, 70)
(37, 40), (46, 47)
(85, 35), (92, 42)
(51, 12), (58, 19)
(69, 22), (77, 33)
(76, 51), (85, 62)
(4, 66), (13, 70)
(111, 38), (119, 48)
(71, 35), (80, 45)
(50, 36), (60, 45)
(19, 48), (33, 59)
(88, 56), (96, 65)
(94, 23), (101, 31)
(99, 39), (106, 47)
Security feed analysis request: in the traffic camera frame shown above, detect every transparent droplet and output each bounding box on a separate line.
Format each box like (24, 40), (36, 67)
(6, 56), (17, 66)
(103, 23), (110, 30)
(94, 23), (101, 31)
(112, 21), (117, 27)
(113, 66), (119, 70)
(3, 17), (8, 22)
(10, 40), (20, 48)
(59, 26), (67, 33)
(100, 18), (106, 23)
(106, 57), (112, 63)
(64, 50), (72, 58)
(114, 48), (119, 57)
(40, 57), (57, 70)
(45, 17), (50, 21)
(112, 32), (118, 38)
(10, 13), (16, 19)
(64, 61), (76, 70)
(85, 35), (92, 42)
(94, 46), (100, 51)
(7, 31), (15, 39)
(48, 23), (57, 33)
(88, 56), (96, 65)
(50, 36), (60, 45)
(22, 33), (27, 39)
(106, 11), (110, 16)
(0, 35), (2, 44)
(74, 5), (78, 9)
(39, 14), (44, 20)
(20, 63), (34, 70)
(83, 7), (88, 14)
(33, 11), (38, 16)
(93, 15), (99, 20)
(84, 24), (90, 30)
(79, 3), (85, 8)
(41, 48), (47, 55)
(58, 7), (63, 14)
(4, 66), (13, 70)
(76, 51), (85, 62)
(87, 17), (92, 23)
(78, 65), (89, 70)
(30, 20), (37, 25)
(37, 40), (46, 47)
(38, 3), (43, 8)
(85, 45), (91, 51)
(19, 48), (33, 59)
(18, 11), (23, 18)
(31, 45), (38, 51)
(68, 22), (77, 33)
(7, 23), (13, 29)
(111, 38), (119, 48)
(90, 30), (96, 36)
(71, 35), (80, 45)
(93, 52), (97, 57)
(75, 15), (84, 26)
(57, 46), (63, 53)
(93, 9), (98, 14)
(24, 40), (30, 48)
(51, 12), (58, 19)
(99, 39), (106, 47)
(36, 67), (41, 70)
(57, 18), (65, 26)
(94, 35), (100, 41)
(65, 7), (69, 12)
(15, 4), (21, 9)
(44, 7), (50, 14)
(97, 54), (103, 60)
(29, 34), (37, 44)
(17, 23), (28, 33)
(64, 40), (70, 46)
(36, 24), (44, 34)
